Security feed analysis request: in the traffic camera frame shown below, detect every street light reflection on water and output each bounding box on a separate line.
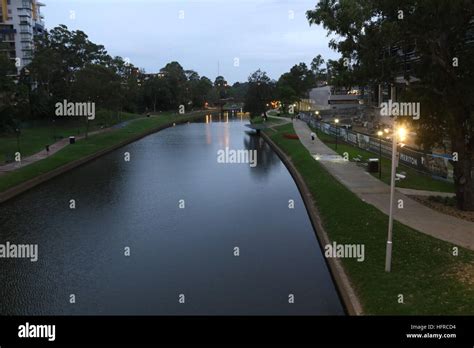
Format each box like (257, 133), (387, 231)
(0, 115), (343, 315)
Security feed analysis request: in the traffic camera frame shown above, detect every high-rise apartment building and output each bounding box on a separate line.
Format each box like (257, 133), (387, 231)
(0, 0), (45, 72)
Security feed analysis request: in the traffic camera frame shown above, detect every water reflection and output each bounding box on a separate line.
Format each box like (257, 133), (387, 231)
(0, 115), (343, 315)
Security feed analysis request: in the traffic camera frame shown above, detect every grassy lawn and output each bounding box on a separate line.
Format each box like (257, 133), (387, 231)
(267, 109), (294, 118)
(0, 111), (143, 164)
(314, 128), (454, 193)
(0, 112), (205, 193)
(251, 116), (286, 126)
(266, 123), (473, 315)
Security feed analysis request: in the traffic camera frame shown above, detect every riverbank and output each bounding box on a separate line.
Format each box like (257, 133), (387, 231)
(0, 111), (207, 203)
(0, 111), (143, 164)
(261, 129), (362, 315)
(263, 122), (474, 315)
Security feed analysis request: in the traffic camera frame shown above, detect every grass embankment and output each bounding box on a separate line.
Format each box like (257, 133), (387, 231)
(0, 112), (205, 193)
(266, 123), (473, 315)
(314, 128), (454, 193)
(0, 111), (142, 164)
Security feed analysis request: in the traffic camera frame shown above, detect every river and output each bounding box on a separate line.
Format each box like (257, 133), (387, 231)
(0, 114), (343, 315)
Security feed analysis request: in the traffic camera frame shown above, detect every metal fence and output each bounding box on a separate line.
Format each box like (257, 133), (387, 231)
(299, 113), (454, 182)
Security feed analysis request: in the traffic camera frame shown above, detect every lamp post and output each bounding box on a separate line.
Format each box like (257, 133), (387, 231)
(334, 118), (340, 150)
(377, 130), (383, 179)
(15, 128), (21, 154)
(52, 118), (56, 141)
(385, 126), (407, 272)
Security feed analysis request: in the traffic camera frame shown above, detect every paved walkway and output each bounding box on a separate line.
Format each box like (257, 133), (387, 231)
(0, 121), (133, 176)
(292, 119), (474, 251)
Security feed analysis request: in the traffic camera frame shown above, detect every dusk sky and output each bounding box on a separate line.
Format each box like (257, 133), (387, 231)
(42, 0), (340, 83)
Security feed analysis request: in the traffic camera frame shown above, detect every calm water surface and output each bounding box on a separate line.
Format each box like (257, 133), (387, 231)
(0, 115), (343, 315)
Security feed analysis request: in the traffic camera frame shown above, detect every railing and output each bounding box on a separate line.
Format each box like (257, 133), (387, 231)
(299, 113), (454, 182)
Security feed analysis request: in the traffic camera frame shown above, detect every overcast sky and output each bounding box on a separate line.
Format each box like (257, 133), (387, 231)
(42, 0), (339, 83)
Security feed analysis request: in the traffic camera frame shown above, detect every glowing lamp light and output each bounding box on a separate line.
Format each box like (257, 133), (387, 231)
(397, 127), (407, 141)
(335, 118), (340, 124)
(377, 131), (383, 137)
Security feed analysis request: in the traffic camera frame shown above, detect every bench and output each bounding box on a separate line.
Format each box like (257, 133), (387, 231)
(395, 173), (407, 181)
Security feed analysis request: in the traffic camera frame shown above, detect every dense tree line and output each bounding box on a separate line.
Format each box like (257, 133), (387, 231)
(0, 25), (230, 132)
(1, 24), (330, 133)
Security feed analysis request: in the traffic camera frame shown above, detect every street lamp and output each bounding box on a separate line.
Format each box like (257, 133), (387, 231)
(377, 130), (383, 179)
(334, 118), (340, 150)
(15, 128), (21, 154)
(52, 118), (56, 141)
(385, 125), (408, 272)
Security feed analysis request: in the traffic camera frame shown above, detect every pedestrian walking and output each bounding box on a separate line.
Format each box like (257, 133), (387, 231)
(310, 132), (315, 142)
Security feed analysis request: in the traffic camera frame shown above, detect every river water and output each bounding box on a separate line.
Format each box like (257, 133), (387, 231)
(0, 114), (343, 315)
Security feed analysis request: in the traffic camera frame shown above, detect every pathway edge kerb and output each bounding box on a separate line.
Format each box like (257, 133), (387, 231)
(261, 131), (364, 316)
(0, 113), (205, 204)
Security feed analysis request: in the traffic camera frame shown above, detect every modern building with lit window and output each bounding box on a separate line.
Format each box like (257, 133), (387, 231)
(0, 0), (45, 73)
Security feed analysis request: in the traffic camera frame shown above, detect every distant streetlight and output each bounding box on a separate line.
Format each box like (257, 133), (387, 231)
(334, 118), (340, 150)
(385, 125), (408, 273)
(377, 130), (383, 179)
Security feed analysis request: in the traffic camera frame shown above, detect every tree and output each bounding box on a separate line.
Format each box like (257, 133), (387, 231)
(193, 76), (213, 108)
(311, 54), (327, 83)
(307, 0), (474, 210)
(228, 82), (249, 102)
(214, 75), (228, 99)
(184, 71), (212, 109)
(244, 69), (275, 116)
(0, 53), (18, 132)
(278, 63), (316, 99)
(277, 83), (298, 113)
(143, 75), (172, 112)
(160, 61), (187, 109)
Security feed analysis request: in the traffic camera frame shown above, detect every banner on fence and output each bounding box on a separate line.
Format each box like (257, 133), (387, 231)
(308, 119), (454, 182)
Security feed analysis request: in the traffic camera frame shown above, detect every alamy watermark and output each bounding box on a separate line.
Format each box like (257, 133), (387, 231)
(217, 147), (258, 168)
(324, 242), (365, 262)
(18, 322), (55, 341)
(380, 99), (420, 120)
(55, 100), (96, 120)
(0, 241), (38, 262)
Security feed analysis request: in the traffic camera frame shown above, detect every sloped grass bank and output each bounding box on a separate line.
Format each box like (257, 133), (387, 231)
(266, 123), (473, 315)
(0, 112), (206, 195)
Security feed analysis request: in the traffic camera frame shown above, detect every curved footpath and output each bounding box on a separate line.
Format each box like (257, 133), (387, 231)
(292, 119), (473, 251)
(0, 122), (130, 176)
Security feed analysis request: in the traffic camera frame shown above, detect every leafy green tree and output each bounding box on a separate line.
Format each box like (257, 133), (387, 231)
(160, 61), (187, 109)
(143, 75), (172, 112)
(278, 63), (316, 99)
(311, 54), (327, 83)
(307, 0), (474, 210)
(183, 71), (212, 109)
(228, 82), (249, 102)
(0, 53), (18, 132)
(214, 75), (228, 99)
(244, 69), (275, 117)
(277, 83), (299, 113)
